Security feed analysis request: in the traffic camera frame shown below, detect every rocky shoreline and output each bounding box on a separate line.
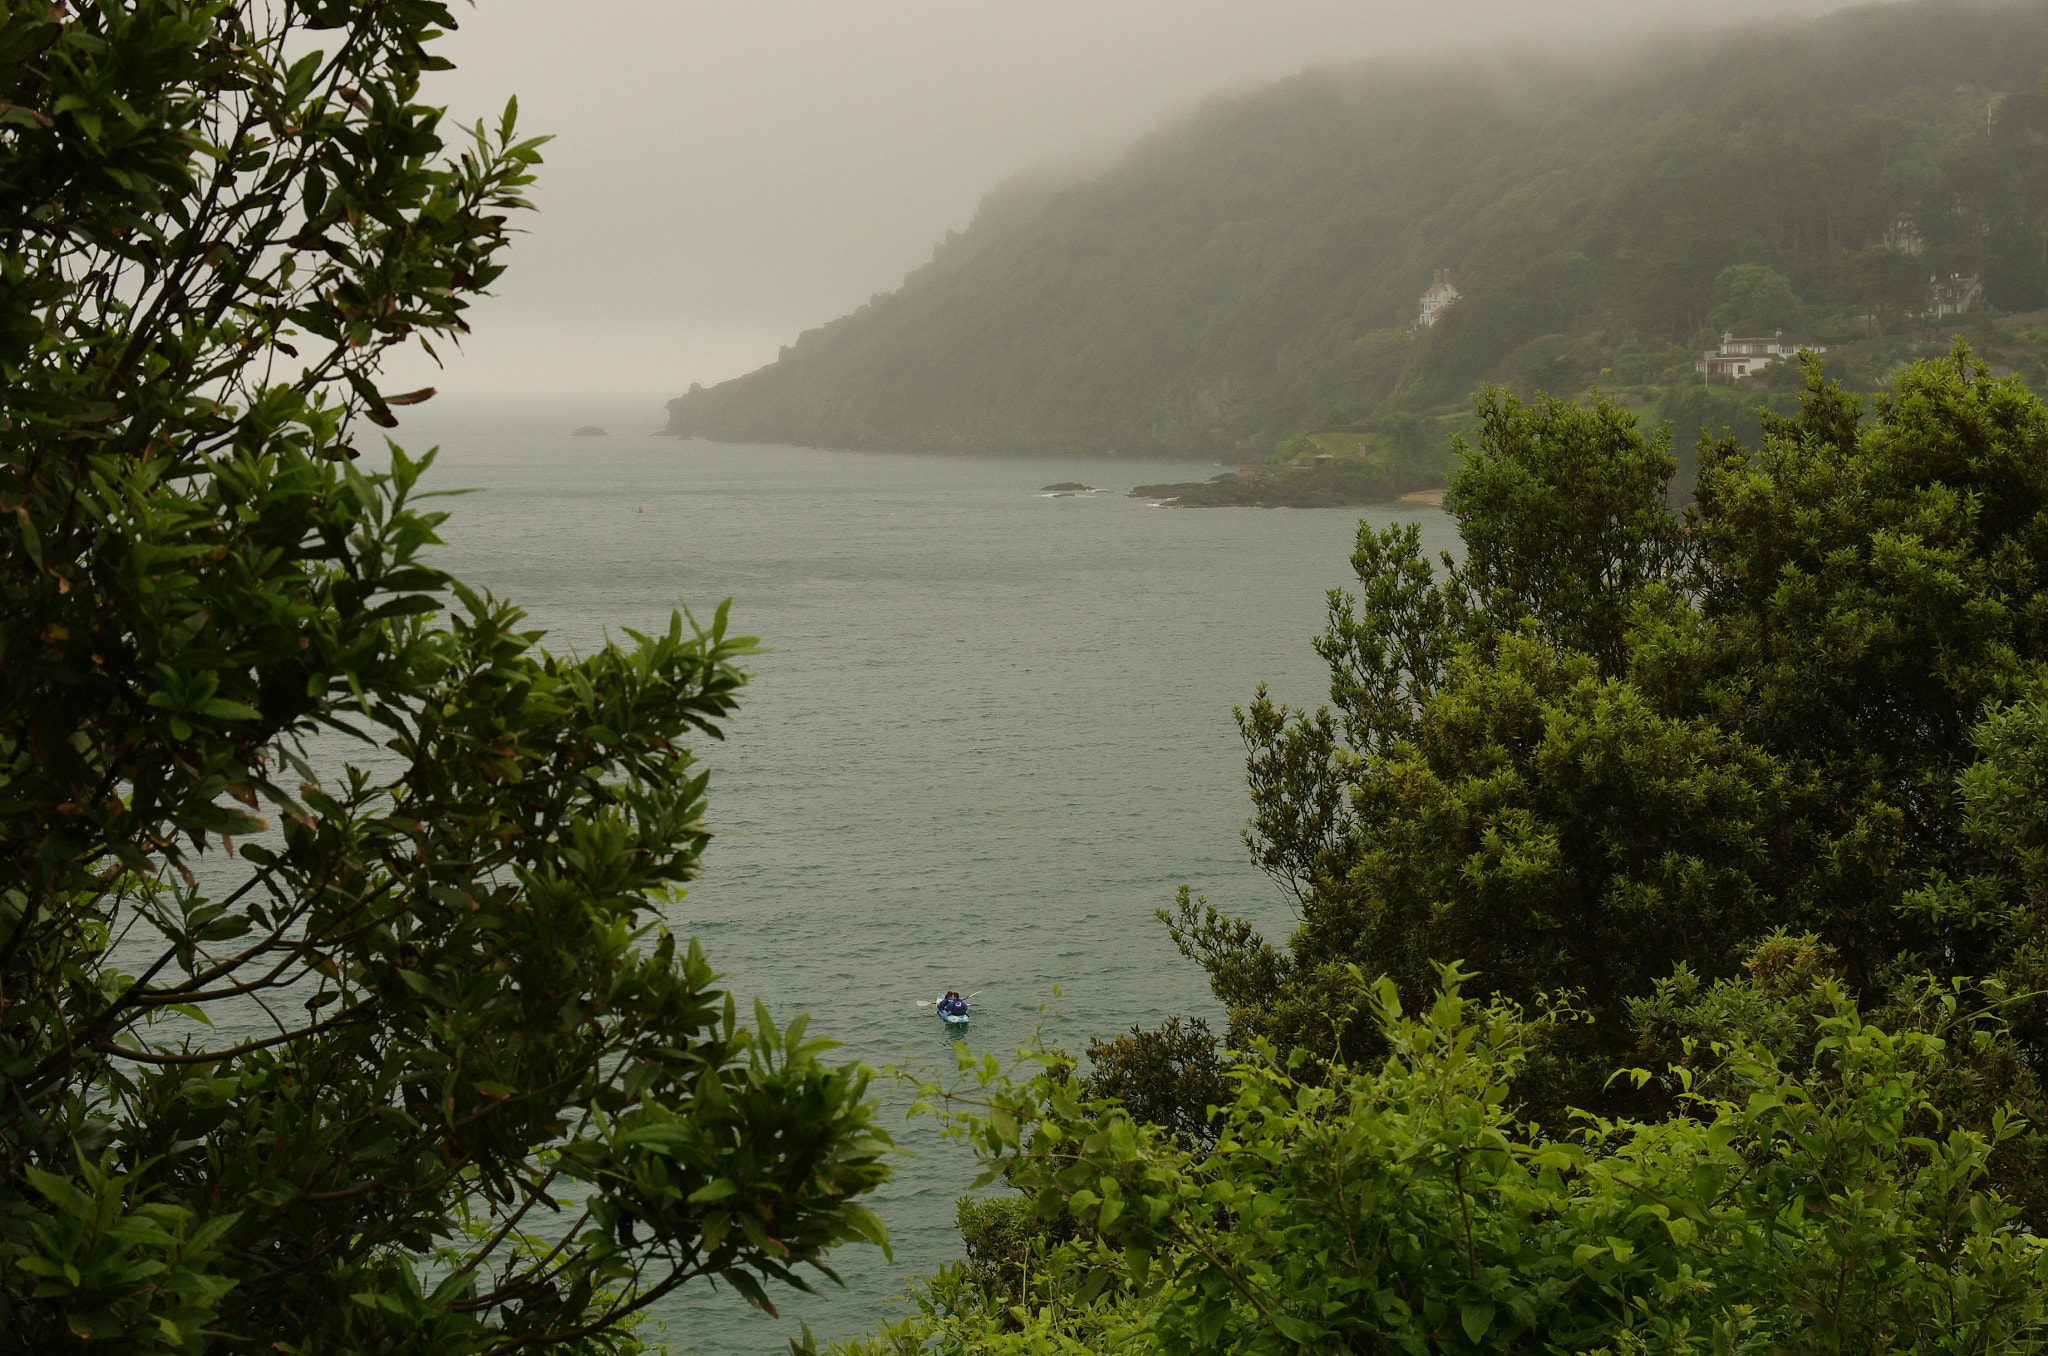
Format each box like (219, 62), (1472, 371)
(1130, 463), (1444, 508)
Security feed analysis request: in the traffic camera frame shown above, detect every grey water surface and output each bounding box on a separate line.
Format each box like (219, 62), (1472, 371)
(382, 394), (1456, 1352)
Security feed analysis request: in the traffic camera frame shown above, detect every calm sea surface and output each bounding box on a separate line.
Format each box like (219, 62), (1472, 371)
(377, 394), (1457, 1352)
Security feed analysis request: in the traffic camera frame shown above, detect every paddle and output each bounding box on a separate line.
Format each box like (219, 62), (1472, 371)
(917, 992), (983, 1012)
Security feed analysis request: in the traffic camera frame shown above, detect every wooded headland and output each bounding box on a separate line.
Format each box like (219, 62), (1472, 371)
(664, 0), (2048, 489)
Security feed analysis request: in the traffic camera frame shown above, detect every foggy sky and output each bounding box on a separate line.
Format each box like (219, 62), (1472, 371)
(381, 0), (1850, 398)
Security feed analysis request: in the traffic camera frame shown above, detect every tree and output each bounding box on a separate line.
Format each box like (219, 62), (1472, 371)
(1077, 1017), (1230, 1152)
(1673, 351), (2048, 983)
(1706, 263), (1803, 335)
(1178, 390), (1785, 1106)
(1446, 389), (1689, 673)
(0, 4), (888, 1350)
(1187, 353), (2048, 1130)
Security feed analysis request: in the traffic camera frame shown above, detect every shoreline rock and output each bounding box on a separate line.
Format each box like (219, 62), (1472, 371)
(1130, 465), (1444, 508)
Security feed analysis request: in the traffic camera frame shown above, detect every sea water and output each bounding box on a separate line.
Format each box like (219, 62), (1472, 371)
(376, 394), (1458, 1352)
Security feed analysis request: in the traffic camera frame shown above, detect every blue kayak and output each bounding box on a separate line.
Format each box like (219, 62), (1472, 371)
(934, 993), (970, 1026)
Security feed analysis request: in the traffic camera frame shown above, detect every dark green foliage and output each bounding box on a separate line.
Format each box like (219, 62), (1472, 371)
(1671, 350), (2048, 982)
(953, 1194), (1075, 1313)
(859, 968), (2048, 1353)
(1906, 681), (2048, 1156)
(0, 3), (888, 1350)
(1706, 264), (1803, 336)
(1631, 931), (2048, 1220)
(1183, 392), (1778, 1091)
(1078, 1017), (1229, 1152)
(665, 0), (2048, 458)
(956, 1195), (1036, 1295)
(1127, 457), (1441, 508)
(1447, 390), (1689, 671)
(1189, 350), (2048, 1141)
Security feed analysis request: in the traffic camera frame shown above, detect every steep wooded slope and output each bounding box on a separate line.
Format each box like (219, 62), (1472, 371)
(665, 0), (2048, 457)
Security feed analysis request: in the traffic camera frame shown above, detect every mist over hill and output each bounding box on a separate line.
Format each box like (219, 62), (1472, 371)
(665, 0), (2048, 458)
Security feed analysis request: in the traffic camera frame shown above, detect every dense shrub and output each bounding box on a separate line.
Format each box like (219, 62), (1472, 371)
(839, 966), (2048, 1354)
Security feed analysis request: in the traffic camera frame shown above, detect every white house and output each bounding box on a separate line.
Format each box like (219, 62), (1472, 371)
(1930, 272), (1986, 316)
(1694, 331), (1826, 380)
(1417, 270), (1460, 328)
(1881, 214), (1925, 256)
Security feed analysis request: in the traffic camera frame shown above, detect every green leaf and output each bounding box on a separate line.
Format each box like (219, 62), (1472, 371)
(1270, 1312), (1322, 1344)
(723, 1268), (778, 1317)
(838, 1204), (891, 1261)
(14, 507), (41, 567)
(1461, 1300), (1496, 1342)
(687, 1178), (738, 1205)
(1124, 1243), (1151, 1288)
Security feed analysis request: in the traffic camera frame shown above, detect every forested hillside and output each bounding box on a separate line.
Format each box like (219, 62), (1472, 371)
(666, 0), (2048, 459)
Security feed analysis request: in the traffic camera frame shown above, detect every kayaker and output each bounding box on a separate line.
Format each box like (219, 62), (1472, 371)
(938, 991), (967, 1017)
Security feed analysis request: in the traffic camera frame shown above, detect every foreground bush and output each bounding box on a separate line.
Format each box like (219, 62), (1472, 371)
(832, 968), (2048, 1354)
(0, 4), (887, 1349)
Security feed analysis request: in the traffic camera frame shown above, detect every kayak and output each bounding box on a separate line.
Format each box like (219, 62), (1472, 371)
(934, 993), (970, 1026)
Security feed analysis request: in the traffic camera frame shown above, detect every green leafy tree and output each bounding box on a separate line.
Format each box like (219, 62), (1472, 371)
(1899, 676), (2048, 1155)
(0, 4), (887, 1350)
(1447, 388), (1689, 672)
(1180, 390), (1783, 1106)
(1670, 351), (2048, 982)
(1077, 1017), (1230, 1152)
(947, 1193), (1078, 1319)
(1187, 353), (2048, 1132)
(1706, 263), (1803, 335)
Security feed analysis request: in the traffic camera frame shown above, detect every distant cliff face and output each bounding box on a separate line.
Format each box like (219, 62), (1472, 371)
(665, 0), (2048, 457)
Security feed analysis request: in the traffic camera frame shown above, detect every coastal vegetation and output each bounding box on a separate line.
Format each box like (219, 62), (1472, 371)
(23, 1), (2048, 1353)
(0, 4), (886, 1350)
(838, 965), (2048, 1354)
(1129, 410), (1458, 507)
(665, 0), (2048, 472)
(1129, 456), (1442, 509)
(826, 349), (2048, 1352)
(1188, 353), (2048, 1146)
